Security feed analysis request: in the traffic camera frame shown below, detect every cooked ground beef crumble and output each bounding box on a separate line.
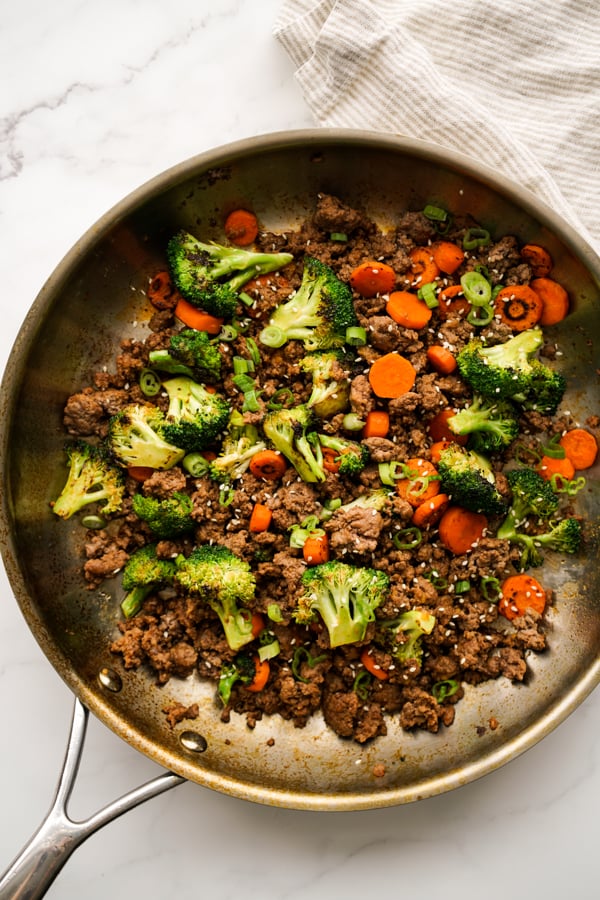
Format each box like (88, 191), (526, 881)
(58, 192), (588, 744)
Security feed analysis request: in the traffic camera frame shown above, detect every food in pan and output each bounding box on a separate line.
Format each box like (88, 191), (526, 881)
(52, 193), (597, 744)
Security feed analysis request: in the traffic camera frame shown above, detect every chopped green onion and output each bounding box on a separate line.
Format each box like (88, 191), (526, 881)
(551, 474), (586, 496)
(480, 576), (501, 602)
(513, 442), (542, 465)
(423, 204), (448, 223)
(232, 373), (256, 392)
(266, 387), (294, 410)
(462, 227), (491, 250)
(432, 679), (459, 702)
(139, 368), (161, 397)
(454, 579), (471, 594)
(81, 514), (106, 530)
(378, 460), (406, 486)
(233, 356), (250, 375)
(330, 232), (348, 242)
(417, 282), (439, 308)
(466, 303), (494, 327)
(474, 263), (490, 278)
(353, 669), (372, 700)
(541, 433), (566, 459)
(182, 453), (211, 477)
(291, 646), (328, 682)
(393, 526), (422, 550)
(460, 271), (492, 307)
(342, 412), (365, 431)
(267, 602), (283, 622)
(238, 291), (254, 307)
(219, 484), (235, 506)
(323, 497), (342, 512)
(245, 337), (261, 366)
(218, 324), (239, 342)
(259, 325), (286, 348)
(346, 325), (367, 346)
(258, 631), (281, 662)
(425, 571), (448, 590)
(242, 389), (262, 412)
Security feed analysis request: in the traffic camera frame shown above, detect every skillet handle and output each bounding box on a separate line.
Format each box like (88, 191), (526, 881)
(0, 697), (185, 900)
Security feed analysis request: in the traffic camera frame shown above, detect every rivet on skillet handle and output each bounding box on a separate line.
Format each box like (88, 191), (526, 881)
(0, 697), (185, 900)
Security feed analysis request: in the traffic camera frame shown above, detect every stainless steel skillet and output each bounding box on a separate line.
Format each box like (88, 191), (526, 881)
(1, 129), (599, 897)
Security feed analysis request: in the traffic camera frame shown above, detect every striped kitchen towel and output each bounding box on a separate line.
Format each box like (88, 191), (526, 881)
(274, 0), (600, 251)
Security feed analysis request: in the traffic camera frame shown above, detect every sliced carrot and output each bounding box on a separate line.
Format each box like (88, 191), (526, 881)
(249, 502), (272, 533)
(250, 612), (266, 638)
(174, 297), (224, 334)
(368, 352), (417, 398)
(147, 270), (174, 302)
(396, 457), (440, 507)
(246, 656), (270, 692)
(559, 428), (598, 470)
(436, 284), (470, 321)
(438, 506), (488, 554)
(411, 492), (450, 529)
(427, 409), (468, 445)
(127, 466), (155, 482)
(530, 277), (570, 326)
(224, 209), (259, 246)
(493, 284), (543, 331)
(537, 454), (575, 483)
(303, 533), (330, 565)
(520, 244), (553, 277)
(409, 246), (440, 286)
(248, 449), (287, 481)
(426, 344), (457, 375)
(430, 241), (465, 275)
(322, 446), (342, 473)
(349, 260), (396, 298)
(498, 574), (547, 620)
(362, 410), (390, 438)
(360, 647), (389, 681)
(429, 440), (454, 464)
(386, 290), (433, 330)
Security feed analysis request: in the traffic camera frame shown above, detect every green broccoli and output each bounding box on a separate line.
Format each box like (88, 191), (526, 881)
(294, 561), (390, 648)
(457, 326), (566, 413)
(148, 328), (222, 383)
(378, 609), (436, 666)
(447, 395), (520, 454)
(120, 543), (177, 618)
(51, 440), (126, 520)
(218, 652), (258, 706)
(437, 443), (507, 515)
(167, 231), (293, 318)
(325, 488), (392, 519)
(131, 491), (195, 538)
(259, 256), (357, 350)
(174, 544), (257, 651)
(262, 404), (326, 483)
(209, 410), (266, 482)
(318, 433), (370, 476)
(299, 349), (352, 418)
(108, 404), (186, 470)
(161, 376), (230, 452)
(495, 467), (581, 568)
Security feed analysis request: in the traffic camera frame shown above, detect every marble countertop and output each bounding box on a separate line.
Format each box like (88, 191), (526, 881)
(1, 3), (598, 898)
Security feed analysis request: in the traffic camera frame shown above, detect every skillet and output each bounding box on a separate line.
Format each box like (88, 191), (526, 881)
(1, 129), (599, 894)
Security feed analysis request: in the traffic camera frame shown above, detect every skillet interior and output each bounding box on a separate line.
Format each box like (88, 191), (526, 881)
(1, 129), (599, 810)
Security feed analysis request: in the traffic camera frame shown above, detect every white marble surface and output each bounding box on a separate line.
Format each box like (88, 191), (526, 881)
(1, 2), (599, 898)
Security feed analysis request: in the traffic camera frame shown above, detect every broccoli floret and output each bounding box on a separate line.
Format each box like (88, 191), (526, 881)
(174, 544), (256, 651)
(108, 404), (186, 471)
(218, 652), (257, 706)
(259, 256), (357, 350)
(457, 326), (566, 413)
(447, 395), (520, 454)
(148, 328), (222, 383)
(120, 543), (177, 618)
(131, 491), (194, 538)
(437, 443), (507, 515)
(209, 410), (266, 481)
(51, 440), (126, 520)
(161, 376), (230, 452)
(295, 561), (390, 648)
(263, 404), (325, 483)
(299, 349), (352, 418)
(495, 467), (581, 567)
(167, 231), (293, 318)
(318, 433), (370, 476)
(378, 609), (436, 666)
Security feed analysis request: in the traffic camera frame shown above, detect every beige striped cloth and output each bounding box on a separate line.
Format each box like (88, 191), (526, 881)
(274, 0), (600, 252)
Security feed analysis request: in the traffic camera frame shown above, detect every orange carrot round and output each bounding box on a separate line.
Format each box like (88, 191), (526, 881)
(224, 208), (259, 246)
(438, 506), (488, 554)
(250, 612), (266, 638)
(127, 466), (155, 482)
(498, 574), (547, 620)
(429, 440), (454, 464)
(349, 260), (396, 297)
(493, 284), (543, 331)
(368, 352), (417, 398)
(530, 277), (570, 326)
(303, 533), (330, 565)
(520, 244), (553, 277)
(249, 449), (287, 481)
(430, 241), (465, 275)
(559, 428), (598, 470)
(537, 454), (575, 483)
(427, 409), (468, 445)
(360, 647), (389, 681)
(411, 492), (450, 529)
(362, 410), (390, 438)
(249, 502), (273, 533)
(147, 270), (175, 303)
(386, 290), (433, 330)
(245, 656), (270, 692)
(436, 284), (470, 320)
(396, 457), (440, 507)
(322, 446), (342, 473)
(426, 344), (457, 374)
(174, 297), (224, 334)
(409, 246), (440, 286)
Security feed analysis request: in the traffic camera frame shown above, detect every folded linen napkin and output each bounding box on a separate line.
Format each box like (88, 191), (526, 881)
(274, 0), (600, 252)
